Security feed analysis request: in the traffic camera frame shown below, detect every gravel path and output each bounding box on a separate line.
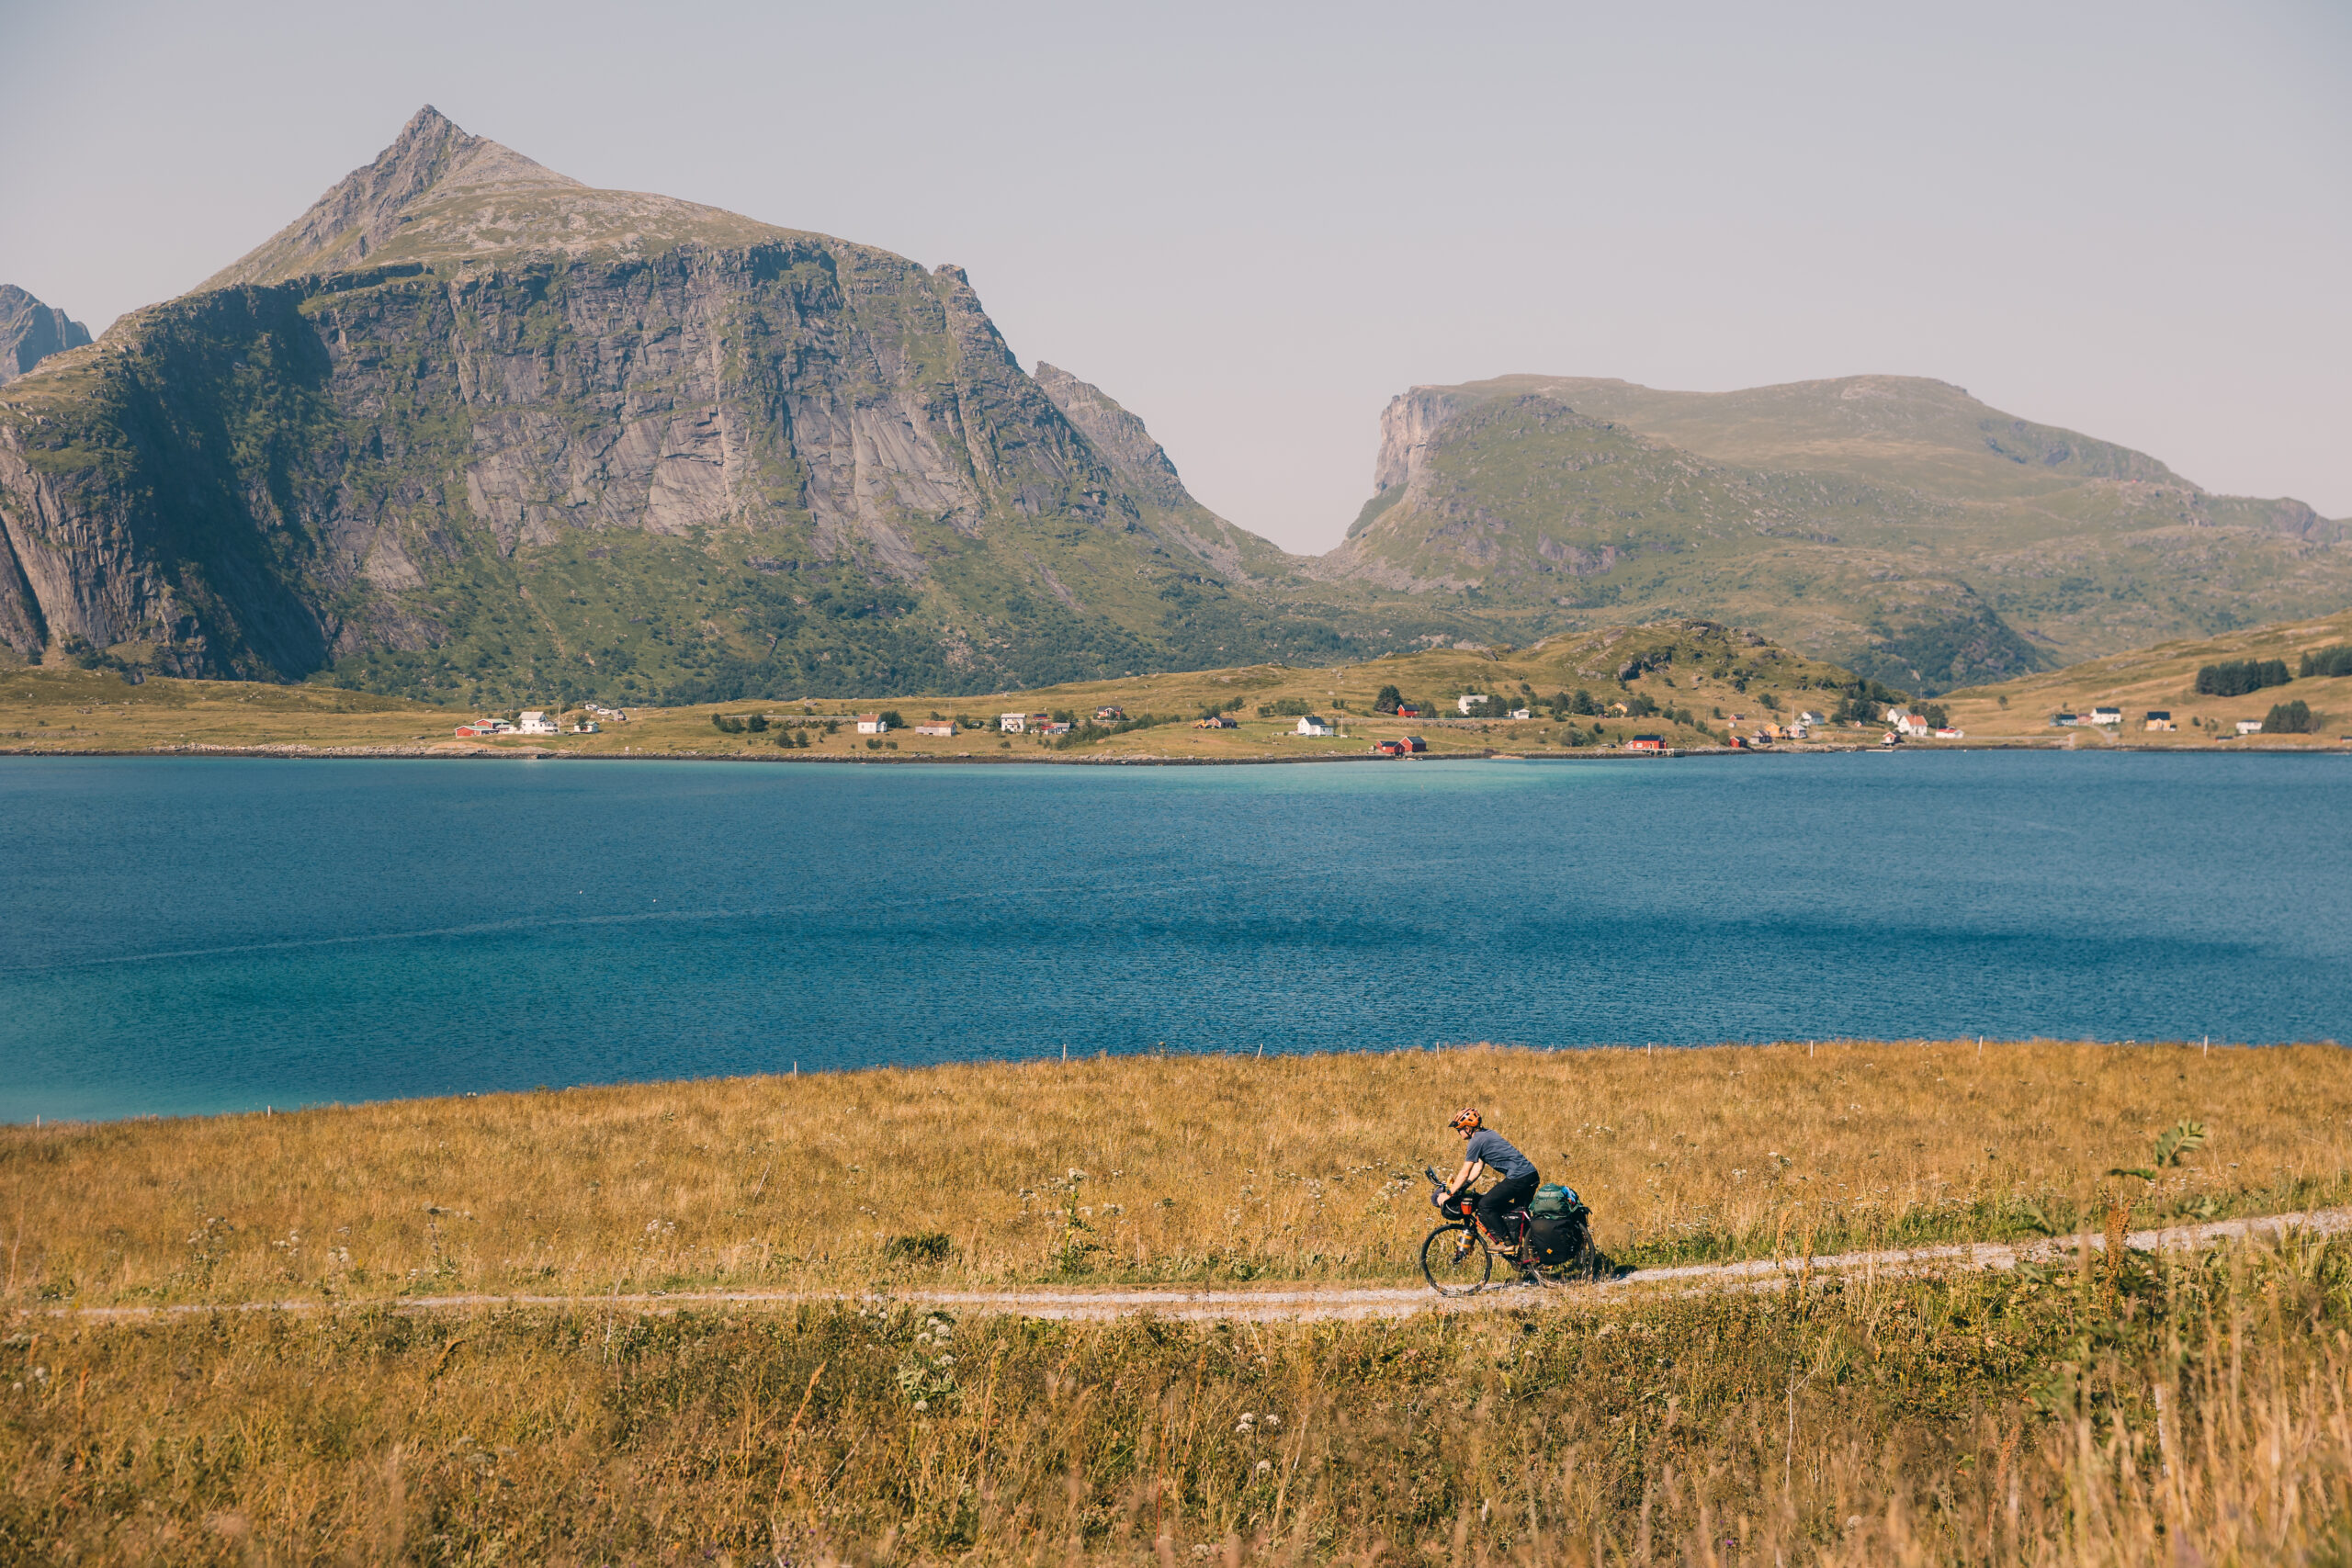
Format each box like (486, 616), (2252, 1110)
(27, 1207), (2348, 1326)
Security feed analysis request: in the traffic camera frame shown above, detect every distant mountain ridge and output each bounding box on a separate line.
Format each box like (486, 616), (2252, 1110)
(1, 109), (2344, 701)
(1323, 374), (2351, 690)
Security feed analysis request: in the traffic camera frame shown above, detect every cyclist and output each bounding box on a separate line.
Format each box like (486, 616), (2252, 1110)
(1437, 1107), (1540, 1255)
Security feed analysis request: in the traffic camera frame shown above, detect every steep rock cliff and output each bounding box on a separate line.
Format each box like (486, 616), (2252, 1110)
(0, 109), (1368, 696)
(0, 287), (91, 384)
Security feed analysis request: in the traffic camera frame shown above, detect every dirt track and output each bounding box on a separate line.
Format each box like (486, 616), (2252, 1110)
(25, 1207), (2346, 1327)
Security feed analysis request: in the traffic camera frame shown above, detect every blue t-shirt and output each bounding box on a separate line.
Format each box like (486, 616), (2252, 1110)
(1464, 1128), (1536, 1179)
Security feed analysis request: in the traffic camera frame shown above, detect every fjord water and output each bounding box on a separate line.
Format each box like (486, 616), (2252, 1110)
(3, 753), (2346, 1122)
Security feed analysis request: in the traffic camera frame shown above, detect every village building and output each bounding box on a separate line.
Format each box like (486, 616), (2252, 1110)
(1295, 715), (1332, 736)
(1626, 734), (1666, 752)
(2091, 706), (2123, 726)
(915, 721), (956, 737)
(1094, 706), (1125, 722)
(1194, 713), (1238, 729)
(1456, 694), (1487, 716)
(2144, 711), (2175, 731)
(1933, 727), (1965, 739)
(516, 710), (558, 735)
(855, 713), (888, 734)
(2236, 718), (2264, 735)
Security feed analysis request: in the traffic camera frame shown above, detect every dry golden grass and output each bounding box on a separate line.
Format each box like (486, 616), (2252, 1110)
(7, 1222), (2352, 1563)
(9, 1043), (2352, 1563)
(5, 1041), (2345, 1309)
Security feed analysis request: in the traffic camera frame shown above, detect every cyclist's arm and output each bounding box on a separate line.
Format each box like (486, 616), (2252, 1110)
(1445, 1158), (1484, 1199)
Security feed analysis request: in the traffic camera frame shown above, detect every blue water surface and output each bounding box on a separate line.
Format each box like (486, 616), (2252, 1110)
(2, 751), (2345, 1121)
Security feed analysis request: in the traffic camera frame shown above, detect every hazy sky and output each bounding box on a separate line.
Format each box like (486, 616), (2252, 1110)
(6, 0), (2346, 550)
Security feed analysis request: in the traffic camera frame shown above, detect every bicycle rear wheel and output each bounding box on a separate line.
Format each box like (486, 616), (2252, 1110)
(1420, 1223), (1492, 1296)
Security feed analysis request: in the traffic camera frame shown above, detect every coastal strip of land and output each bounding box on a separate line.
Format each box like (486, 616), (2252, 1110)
(6, 607), (2348, 763)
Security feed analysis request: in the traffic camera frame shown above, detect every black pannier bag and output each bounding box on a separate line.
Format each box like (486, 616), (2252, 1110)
(1522, 1183), (1589, 1269)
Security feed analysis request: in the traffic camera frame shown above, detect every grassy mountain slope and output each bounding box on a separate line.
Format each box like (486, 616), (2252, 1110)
(1936, 606), (2352, 745)
(0, 109), (1419, 704)
(1327, 375), (2352, 694)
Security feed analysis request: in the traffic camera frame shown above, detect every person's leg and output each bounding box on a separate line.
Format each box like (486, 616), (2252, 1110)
(1474, 1172), (1539, 1250)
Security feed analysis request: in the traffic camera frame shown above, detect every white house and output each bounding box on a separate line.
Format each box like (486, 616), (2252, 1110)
(516, 710), (558, 735)
(1295, 715), (1332, 737)
(855, 713), (888, 735)
(1509, 707), (1532, 720)
(915, 721), (955, 737)
(999, 712), (1028, 733)
(569, 719), (601, 734)
(1933, 727), (1965, 739)
(1896, 713), (1931, 737)
(2091, 706), (2123, 726)
(1457, 694), (1487, 715)
(1796, 711), (1824, 727)
(2236, 718), (2264, 735)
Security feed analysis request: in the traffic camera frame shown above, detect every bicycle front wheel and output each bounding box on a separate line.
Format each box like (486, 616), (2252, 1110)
(1420, 1223), (1492, 1296)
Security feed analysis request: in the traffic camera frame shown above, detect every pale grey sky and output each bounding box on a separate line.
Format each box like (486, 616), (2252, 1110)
(6, 0), (2346, 549)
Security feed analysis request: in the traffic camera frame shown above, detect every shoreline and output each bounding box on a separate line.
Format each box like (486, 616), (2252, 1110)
(0, 739), (2342, 764)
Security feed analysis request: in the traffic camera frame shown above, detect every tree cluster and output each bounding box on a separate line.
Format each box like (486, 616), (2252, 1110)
(2194, 659), (2291, 697)
(2261, 699), (2318, 735)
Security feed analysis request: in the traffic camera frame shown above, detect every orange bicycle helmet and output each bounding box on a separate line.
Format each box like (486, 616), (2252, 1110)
(1449, 1107), (1482, 1132)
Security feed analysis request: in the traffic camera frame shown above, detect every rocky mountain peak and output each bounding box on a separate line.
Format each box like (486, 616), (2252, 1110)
(0, 286), (93, 383)
(186, 106), (821, 296)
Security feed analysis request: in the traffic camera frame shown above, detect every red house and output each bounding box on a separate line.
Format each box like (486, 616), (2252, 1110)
(1626, 734), (1666, 752)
